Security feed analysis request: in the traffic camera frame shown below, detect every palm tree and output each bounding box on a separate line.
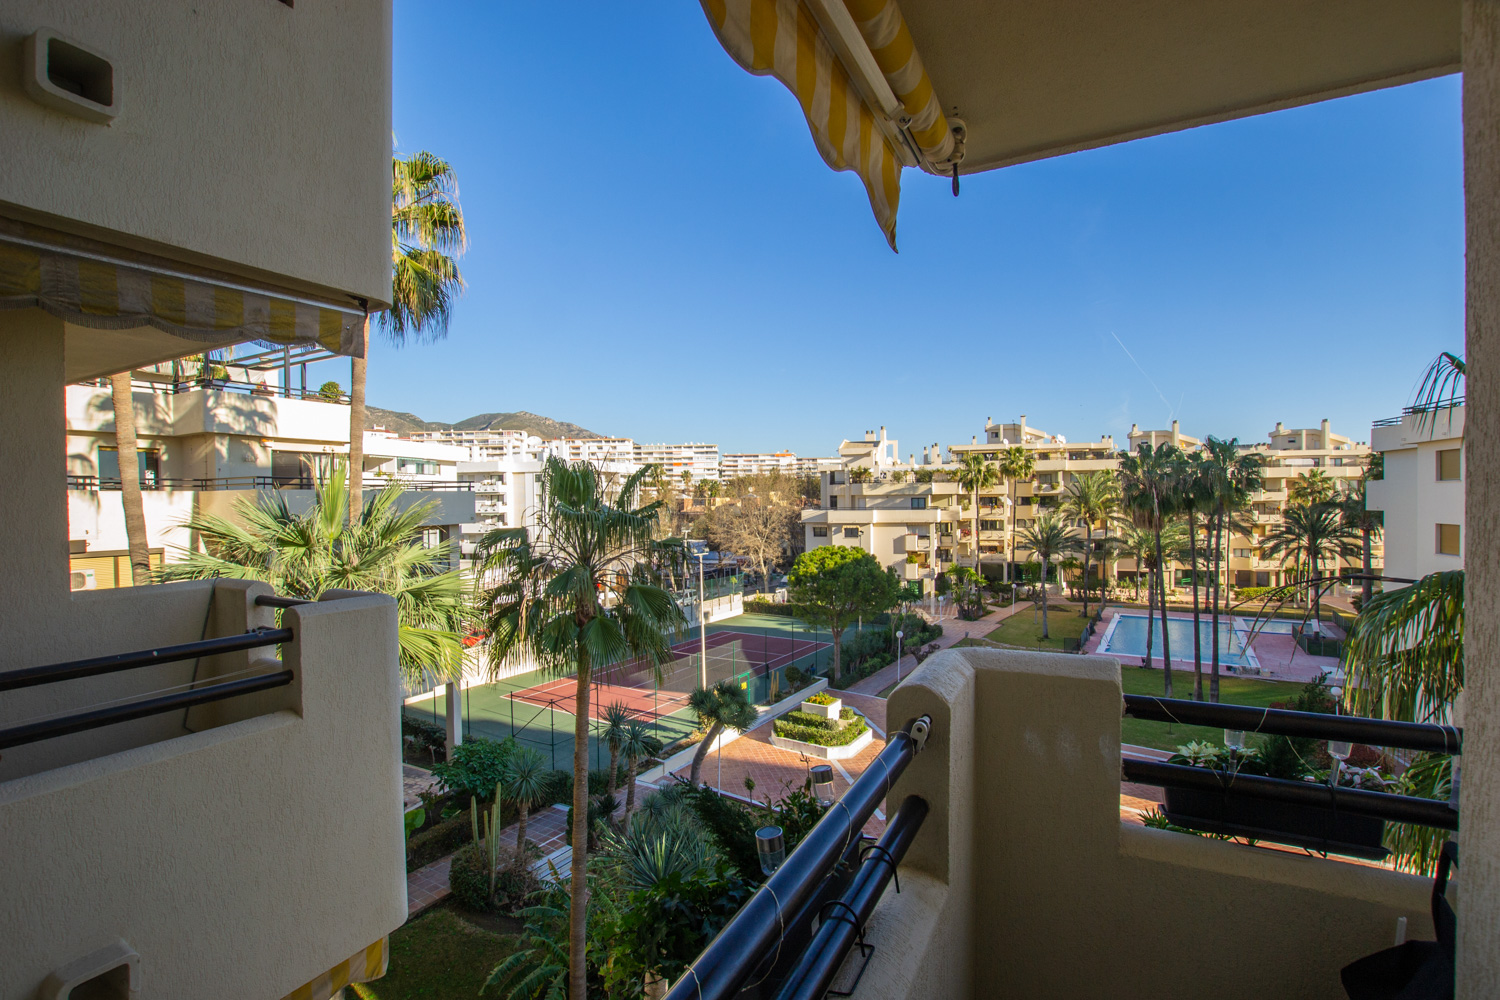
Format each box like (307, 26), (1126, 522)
(1339, 481), (1384, 606)
(108, 373), (152, 586)
(503, 747), (554, 867)
(1287, 468), (1338, 506)
(475, 457), (684, 999)
(1260, 503), (1362, 621)
(1117, 525), (1156, 603)
(1016, 512), (1070, 639)
(1120, 443), (1179, 695)
(601, 701), (632, 804)
(619, 719), (664, 823)
(998, 445), (1037, 582)
(349, 151), (468, 524)
(158, 460), (467, 684)
(687, 679), (758, 787)
(1200, 438), (1263, 702)
(1171, 452), (1213, 700)
(1061, 470), (1122, 619)
(951, 452), (1000, 574)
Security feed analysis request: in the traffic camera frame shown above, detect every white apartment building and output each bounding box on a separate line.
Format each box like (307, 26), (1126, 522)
(1366, 403), (1465, 581)
(635, 441), (721, 482)
(411, 426), (546, 461)
(66, 366), (474, 589)
(721, 450), (800, 478)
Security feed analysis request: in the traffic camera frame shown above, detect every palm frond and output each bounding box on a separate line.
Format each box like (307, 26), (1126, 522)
(1342, 570), (1463, 723)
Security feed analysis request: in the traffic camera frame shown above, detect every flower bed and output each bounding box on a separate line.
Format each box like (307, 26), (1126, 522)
(771, 707), (872, 759)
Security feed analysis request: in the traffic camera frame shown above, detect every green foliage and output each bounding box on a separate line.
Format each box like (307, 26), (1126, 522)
(805, 691), (836, 705)
(687, 679), (759, 785)
(406, 811), (474, 871)
(913, 468), (935, 484)
(608, 869), (752, 990)
(1387, 753), (1454, 875)
(432, 737), (517, 800)
(400, 714), (446, 760)
(1343, 570), (1464, 723)
(317, 380), (344, 402)
(774, 708), (868, 747)
(1234, 586), (1277, 601)
(449, 841), (499, 912)
(386, 149), (467, 343)
(682, 784), (827, 883)
(787, 547), (902, 658)
(403, 807), (426, 843)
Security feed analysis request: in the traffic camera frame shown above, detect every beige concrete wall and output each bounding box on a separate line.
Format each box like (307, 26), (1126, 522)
(864, 647), (1435, 1000)
(0, 588), (406, 999)
(0, 1), (392, 305)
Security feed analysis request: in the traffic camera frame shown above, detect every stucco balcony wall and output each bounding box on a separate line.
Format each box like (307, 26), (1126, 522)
(0, 580), (406, 999)
(855, 647), (1434, 1000)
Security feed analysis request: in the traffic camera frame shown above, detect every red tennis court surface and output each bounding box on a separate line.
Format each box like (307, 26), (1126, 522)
(508, 630), (830, 721)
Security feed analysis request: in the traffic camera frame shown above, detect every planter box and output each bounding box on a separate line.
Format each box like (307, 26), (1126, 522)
(1163, 787), (1387, 860)
(770, 726), (873, 760)
(801, 697), (842, 721)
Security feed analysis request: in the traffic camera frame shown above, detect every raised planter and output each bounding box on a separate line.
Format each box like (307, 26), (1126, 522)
(770, 725), (873, 760)
(1163, 786), (1387, 860)
(800, 697), (842, 721)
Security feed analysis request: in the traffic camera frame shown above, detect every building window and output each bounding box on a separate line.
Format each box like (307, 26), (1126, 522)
(843, 527), (859, 538)
(1232, 547), (1252, 558)
(98, 446), (161, 487)
(980, 520), (1002, 531)
(812, 526), (829, 537)
(828, 496), (838, 509)
(1437, 449), (1461, 482)
(1437, 523), (1461, 556)
(398, 459), (440, 476)
(910, 497), (928, 510)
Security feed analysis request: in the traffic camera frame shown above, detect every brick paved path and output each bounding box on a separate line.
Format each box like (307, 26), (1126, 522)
(404, 801), (573, 918)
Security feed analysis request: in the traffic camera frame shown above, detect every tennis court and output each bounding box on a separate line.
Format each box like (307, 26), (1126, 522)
(404, 613), (838, 771)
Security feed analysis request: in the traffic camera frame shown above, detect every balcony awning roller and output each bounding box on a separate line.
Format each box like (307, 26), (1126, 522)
(0, 234), (365, 356)
(279, 937), (388, 1000)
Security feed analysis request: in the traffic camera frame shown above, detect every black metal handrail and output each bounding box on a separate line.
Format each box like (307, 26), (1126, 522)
(774, 795), (929, 1000)
(254, 595), (314, 609)
(0, 669), (295, 750)
(1123, 758), (1459, 830)
(0, 628), (293, 693)
(663, 717), (931, 1000)
(1122, 695), (1461, 755)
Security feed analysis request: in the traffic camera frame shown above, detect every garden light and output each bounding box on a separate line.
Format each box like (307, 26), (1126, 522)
(810, 763), (836, 807)
(755, 825), (786, 875)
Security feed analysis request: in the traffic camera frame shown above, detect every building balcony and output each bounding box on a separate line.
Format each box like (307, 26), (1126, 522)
(665, 648), (1448, 1000)
(904, 562), (924, 581)
(0, 580), (405, 997)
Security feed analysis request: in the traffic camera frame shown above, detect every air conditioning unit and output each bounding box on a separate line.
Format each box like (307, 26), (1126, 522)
(70, 568), (97, 591)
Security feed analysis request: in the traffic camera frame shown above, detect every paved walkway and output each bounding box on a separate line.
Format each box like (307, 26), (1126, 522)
(843, 599), (1035, 696)
(402, 765), (441, 811)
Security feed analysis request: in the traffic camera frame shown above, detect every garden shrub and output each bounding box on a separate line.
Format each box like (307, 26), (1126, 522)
(431, 737), (517, 800)
(805, 692), (835, 705)
(401, 715), (447, 761)
(447, 842), (534, 912)
(741, 599), (814, 619)
(774, 707), (868, 747)
(408, 813), (473, 872)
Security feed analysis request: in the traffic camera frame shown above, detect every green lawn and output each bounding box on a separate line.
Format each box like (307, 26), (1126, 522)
(352, 908), (519, 1000)
(962, 602), (1089, 651)
(1120, 667), (1306, 752)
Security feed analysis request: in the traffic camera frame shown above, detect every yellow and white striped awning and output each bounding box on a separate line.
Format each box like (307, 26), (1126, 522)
(699, 0), (961, 250)
(0, 233), (365, 356)
(280, 937), (388, 1000)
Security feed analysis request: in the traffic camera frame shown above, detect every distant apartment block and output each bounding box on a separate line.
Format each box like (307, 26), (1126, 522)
(1366, 402), (1464, 581)
(635, 441), (721, 482)
(410, 426), (545, 461)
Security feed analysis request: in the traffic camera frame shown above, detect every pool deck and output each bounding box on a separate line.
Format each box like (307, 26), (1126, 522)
(1084, 607), (1342, 684)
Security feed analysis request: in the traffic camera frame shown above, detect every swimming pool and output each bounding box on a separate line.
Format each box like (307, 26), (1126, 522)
(1099, 613), (1257, 669)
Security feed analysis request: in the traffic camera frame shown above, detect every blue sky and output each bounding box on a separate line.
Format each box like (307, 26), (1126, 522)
(363, 2), (1464, 458)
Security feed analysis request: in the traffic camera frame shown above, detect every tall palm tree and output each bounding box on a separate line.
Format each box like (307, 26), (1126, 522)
(1339, 481), (1384, 606)
(1171, 452), (1213, 700)
(1016, 512), (1070, 639)
(158, 460), (467, 684)
(1120, 443), (1179, 695)
(1117, 525), (1157, 603)
(998, 445), (1037, 582)
(952, 452), (1000, 574)
(686, 679), (758, 787)
(1200, 438), (1262, 702)
(1287, 468), (1338, 506)
(350, 151), (468, 523)
(602, 701), (632, 804)
(1061, 470), (1122, 619)
(503, 747), (555, 867)
(108, 373), (152, 586)
(619, 719), (664, 824)
(475, 457), (684, 999)
(1260, 503), (1362, 621)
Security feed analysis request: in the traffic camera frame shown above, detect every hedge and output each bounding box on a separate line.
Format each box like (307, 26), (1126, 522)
(407, 812), (473, 871)
(774, 707), (868, 747)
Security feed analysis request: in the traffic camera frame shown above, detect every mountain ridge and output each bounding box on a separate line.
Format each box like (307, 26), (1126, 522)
(365, 405), (602, 440)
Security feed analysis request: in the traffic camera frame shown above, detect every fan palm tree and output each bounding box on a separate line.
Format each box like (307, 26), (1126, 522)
(1200, 437), (1263, 702)
(687, 679), (758, 787)
(1260, 503), (1362, 621)
(1016, 512), (1070, 639)
(619, 719), (664, 823)
(1287, 468), (1338, 506)
(998, 445), (1037, 582)
(1117, 524), (1156, 603)
(1339, 481), (1384, 606)
(1120, 443), (1180, 695)
(601, 701), (632, 804)
(474, 457), (684, 999)
(952, 452), (1000, 574)
(1061, 470), (1122, 619)
(503, 747), (555, 867)
(158, 460), (467, 685)
(349, 150), (468, 523)
(1411, 350), (1466, 436)
(1171, 451), (1213, 700)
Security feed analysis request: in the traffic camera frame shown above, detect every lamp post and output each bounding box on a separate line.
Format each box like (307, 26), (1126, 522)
(696, 550), (708, 689)
(895, 629), (905, 683)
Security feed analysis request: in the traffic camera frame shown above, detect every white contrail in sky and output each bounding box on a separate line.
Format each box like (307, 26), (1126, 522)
(1110, 331), (1175, 421)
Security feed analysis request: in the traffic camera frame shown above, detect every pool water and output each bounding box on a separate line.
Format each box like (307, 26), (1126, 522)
(1100, 613), (1255, 668)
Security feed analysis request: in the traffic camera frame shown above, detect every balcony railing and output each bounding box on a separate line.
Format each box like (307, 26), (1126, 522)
(68, 474), (474, 492)
(80, 375), (344, 403)
(664, 718), (931, 1000)
(1373, 396), (1466, 428)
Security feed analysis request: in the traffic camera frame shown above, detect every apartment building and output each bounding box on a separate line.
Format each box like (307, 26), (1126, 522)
(1366, 403), (1465, 581)
(411, 426), (546, 461)
(635, 440), (722, 482)
(721, 450), (800, 478)
(1, 2), (402, 996)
